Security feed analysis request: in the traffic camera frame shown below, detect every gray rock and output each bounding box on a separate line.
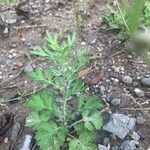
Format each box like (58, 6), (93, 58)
(106, 94), (114, 103)
(98, 144), (108, 150)
(134, 88), (145, 97)
(128, 140), (140, 149)
(19, 134), (33, 150)
(24, 64), (33, 73)
(3, 27), (10, 37)
(11, 122), (21, 141)
(131, 131), (140, 141)
(141, 77), (150, 86)
(103, 137), (109, 146)
(121, 140), (130, 150)
(103, 113), (136, 139)
(7, 18), (17, 24)
(136, 116), (146, 125)
(112, 146), (119, 150)
(122, 76), (133, 85)
(111, 98), (121, 106)
(121, 140), (140, 150)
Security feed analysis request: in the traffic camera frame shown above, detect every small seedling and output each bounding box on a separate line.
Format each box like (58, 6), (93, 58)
(26, 31), (103, 150)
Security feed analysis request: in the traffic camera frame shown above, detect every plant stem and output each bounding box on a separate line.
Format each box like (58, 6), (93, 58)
(116, 0), (130, 34)
(69, 119), (84, 128)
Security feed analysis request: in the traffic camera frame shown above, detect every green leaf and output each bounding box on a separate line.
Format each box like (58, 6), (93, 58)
(127, 0), (145, 33)
(69, 131), (97, 150)
(83, 111), (103, 131)
(35, 122), (68, 150)
(27, 68), (53, 83)
(26, 111), (50, 127)
(31, 46), (49, 57)
(77, 96), (103, 113)
(26, 90), (56, 112)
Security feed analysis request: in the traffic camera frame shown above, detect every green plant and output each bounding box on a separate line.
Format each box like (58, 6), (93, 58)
(143, 1), (150, 26)
(102, 0), (145, 38)
(26, 31), (103, 150)
(0, 0), (14, 4)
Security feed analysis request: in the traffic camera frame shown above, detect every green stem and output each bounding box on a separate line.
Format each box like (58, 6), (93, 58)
(116, 0), (130, 34)
(69, 119), (84, 128)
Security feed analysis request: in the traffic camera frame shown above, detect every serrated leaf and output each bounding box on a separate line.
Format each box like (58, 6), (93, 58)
(26, 90), (56, 112)
(27, 68), (45, 81)
(27, 68), (53, 83)
(83, 111), (103, 131)
(77, 96), (103, 113)
(35, 122), (68, 150)
(69, 131), (97, 150)
(26, 111), (50, 127)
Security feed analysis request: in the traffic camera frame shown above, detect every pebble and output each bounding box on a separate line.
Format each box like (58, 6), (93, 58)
(141, 77), (150, 86)
(111, 146), (119, 150)
(114, 78), (119, 83)
(111, 98), (121, 106)
(134, 88), (145, 97)
(121, 140), (140, 150)
(136, 116), (146, 125)
(24, 65), (33, 73)
(98, 144), (108, 150)
(0, 76), (2, 80)
(131, 131), (140, 141)
(9, 49), (15, 54)
(103, 137), (109, 146)
(100, 85), (106, 92)
(106, 94), (114, 103)
(4, 137), (8, 143)
(19, 134), (33, 150)
(122, 76), (133, 85)
(11, 122), (21, 141)
(3, 27), (9, 37)
(6, 18), (17, 24)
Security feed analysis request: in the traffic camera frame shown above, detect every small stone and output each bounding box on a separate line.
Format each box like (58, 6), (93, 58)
(3, 27), (9, 37)
(134, 88), (145, 97)
(136, 116), (146, 125)
(111, 146), (119, 150)
(0, 76), (2, 80)
(106, 94), (114, 103)
(8, 55), (13, 59)
(122, 76), (133, 85)
(98, 144), (108, 150)
(129, 140), (140, 149)
(11, 122), (21, 141)
(121, 140), (130, 150)
(141, 77), (150, 86)
(100, 86), (106, 92)
(24, 64), (33, 73)
(9, 49), (15, 54)
(131, 131), (140, 141)
(45, 0), (50, 3)
(7, 18), (17, 24)
(111, 98), (121, 106)
(4, 137), (8, 143)
(103, 137), (109, 146)
(114, 78), (119, 83)
(19, 134), (33, 150)
(12, 53), (17, 57)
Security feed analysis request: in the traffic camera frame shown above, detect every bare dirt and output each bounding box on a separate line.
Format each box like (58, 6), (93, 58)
(0, 0), (150, 150)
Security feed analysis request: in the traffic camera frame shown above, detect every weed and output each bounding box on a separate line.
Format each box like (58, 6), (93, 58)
(0, 0), (14, 4)
(102, 0), (145, 38)
(26, 32), (103, 150)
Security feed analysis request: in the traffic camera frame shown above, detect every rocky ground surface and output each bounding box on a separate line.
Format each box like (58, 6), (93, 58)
(0, 0), (150, 150)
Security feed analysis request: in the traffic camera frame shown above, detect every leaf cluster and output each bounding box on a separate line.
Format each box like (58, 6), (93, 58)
(26, 32), (103, 150)
(102, 0), (145, 39)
